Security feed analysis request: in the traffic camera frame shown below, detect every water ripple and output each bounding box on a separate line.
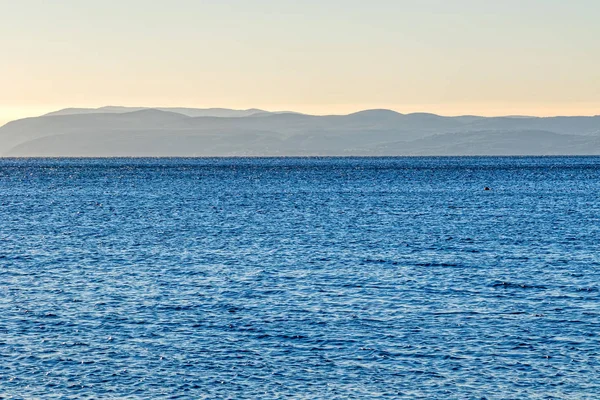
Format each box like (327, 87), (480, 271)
(1, 157), (599, 398)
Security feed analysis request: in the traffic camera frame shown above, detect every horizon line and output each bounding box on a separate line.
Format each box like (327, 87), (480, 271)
(30, 105), (600, 119)
(2, 105), (600, 127)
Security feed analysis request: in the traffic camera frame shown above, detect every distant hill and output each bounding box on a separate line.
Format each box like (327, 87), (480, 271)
(1, 107), (599, 156)
(43, 106), (273, 118)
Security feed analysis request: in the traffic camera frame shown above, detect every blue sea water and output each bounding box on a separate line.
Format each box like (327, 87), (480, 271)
(1, 157), (599, 399)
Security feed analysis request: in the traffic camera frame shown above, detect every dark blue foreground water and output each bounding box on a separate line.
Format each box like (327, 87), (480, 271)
(1, 157), (599, 399)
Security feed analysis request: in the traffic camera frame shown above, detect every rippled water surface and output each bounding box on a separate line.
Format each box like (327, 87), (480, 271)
(1, 157), (600, 399)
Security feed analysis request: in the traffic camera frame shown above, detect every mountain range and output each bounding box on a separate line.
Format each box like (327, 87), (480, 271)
(1, 106), (599, 156)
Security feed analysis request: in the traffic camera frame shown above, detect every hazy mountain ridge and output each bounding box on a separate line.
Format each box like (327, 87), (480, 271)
(1, 107), (599, 156)
(43, 106), (273, 118)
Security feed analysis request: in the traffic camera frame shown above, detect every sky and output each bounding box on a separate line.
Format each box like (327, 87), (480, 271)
(1, 0), (599, 125)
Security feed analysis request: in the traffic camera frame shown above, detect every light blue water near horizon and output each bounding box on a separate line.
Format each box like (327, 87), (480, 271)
(1, 157), (599, 399)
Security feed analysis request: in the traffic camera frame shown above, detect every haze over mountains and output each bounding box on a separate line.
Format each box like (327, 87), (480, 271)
(1, 106), (599, 156)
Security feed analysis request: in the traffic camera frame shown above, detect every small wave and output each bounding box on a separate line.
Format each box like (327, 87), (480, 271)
(415, 262), (459, 267)
(492, 281), (547, 290)
(576, 287), (598, 292)
(362, 258), (401, 265)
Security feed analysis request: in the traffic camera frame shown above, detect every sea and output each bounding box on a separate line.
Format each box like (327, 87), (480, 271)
(1, 157), (599, 399)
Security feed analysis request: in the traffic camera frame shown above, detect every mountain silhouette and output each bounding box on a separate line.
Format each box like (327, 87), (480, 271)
(1, 107), (599, 156)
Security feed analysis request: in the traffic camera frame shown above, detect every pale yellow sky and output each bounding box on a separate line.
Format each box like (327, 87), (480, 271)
(1, 0), (599, 126)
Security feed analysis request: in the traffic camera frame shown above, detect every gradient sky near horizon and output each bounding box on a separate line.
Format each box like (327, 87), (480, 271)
(1, 0), (599, 125)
